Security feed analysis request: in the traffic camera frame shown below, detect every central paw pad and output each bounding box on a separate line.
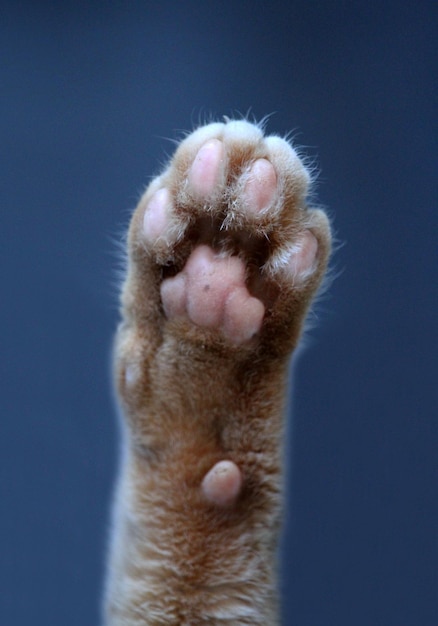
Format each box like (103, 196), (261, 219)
(160, 245), (265, 344)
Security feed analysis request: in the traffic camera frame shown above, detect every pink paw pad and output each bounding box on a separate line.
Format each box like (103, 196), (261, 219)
(188, 139), (225, 198)
(160, 245), (265, 344)
(243, 158), (277, 214)
(184, 246), (243, 329)
(223, 287), (265, 344)
(201, 460), (242, 506)
(143, 188), (171, 245)
(286, 231), (319, 282)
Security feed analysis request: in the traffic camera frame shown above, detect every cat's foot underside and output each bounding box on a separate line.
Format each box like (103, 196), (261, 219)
(121, 119), (330, 349)
(108, 120), (331, 625)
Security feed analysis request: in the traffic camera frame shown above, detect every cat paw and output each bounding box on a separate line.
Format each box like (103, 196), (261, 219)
(124, 119), (331, 353)
(107, 119), (333, 626)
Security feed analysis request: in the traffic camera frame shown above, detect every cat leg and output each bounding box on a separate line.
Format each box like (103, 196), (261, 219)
(104, 120), (331, 626)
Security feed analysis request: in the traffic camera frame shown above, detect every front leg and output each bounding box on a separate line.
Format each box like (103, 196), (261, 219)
(104, 120), (332, 625)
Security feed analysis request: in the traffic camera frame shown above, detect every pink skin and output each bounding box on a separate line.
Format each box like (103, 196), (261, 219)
(222, 286), (265, 344)
(201, 460), (243, 507)
(160, 246), (265, 345)
(286, 231), (318, 282)
(188, 139), (225, 197)
(184, 247), (244, 329)
(243, 158), (277, 214)
(143, 188), (171, 244)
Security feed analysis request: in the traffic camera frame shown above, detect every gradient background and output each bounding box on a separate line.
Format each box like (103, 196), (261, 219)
(1, 2), (437, 625)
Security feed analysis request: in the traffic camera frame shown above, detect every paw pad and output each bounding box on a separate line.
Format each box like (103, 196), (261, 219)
(201, 460), (242, 507)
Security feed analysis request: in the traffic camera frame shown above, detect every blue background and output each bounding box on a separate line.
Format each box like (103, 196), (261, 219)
(1, 1), (437, 624)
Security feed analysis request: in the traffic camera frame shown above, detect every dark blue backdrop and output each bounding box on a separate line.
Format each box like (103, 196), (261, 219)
(1, 2), (437, 625)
